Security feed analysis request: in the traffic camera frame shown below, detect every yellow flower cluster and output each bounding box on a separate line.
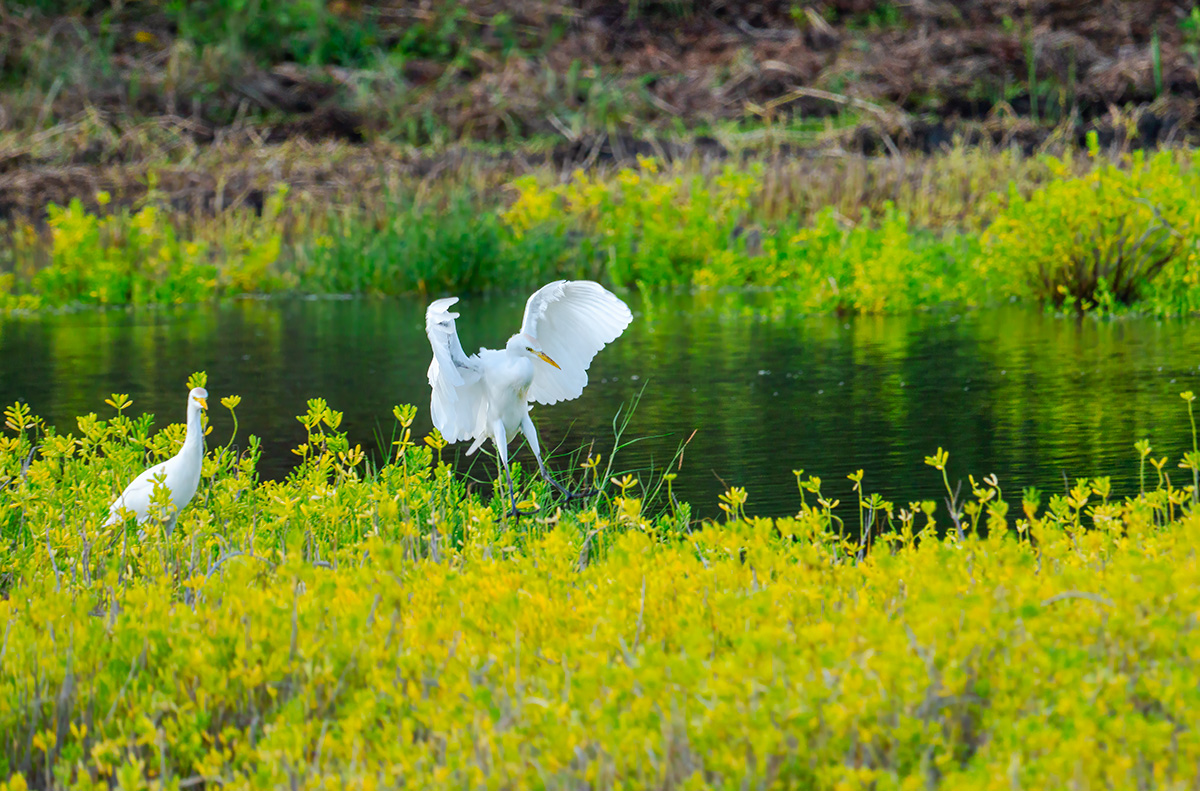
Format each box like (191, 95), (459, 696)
(2, 392), (1200, 788)
(500, 158), (759, 288)
(497, 160), (986, 313)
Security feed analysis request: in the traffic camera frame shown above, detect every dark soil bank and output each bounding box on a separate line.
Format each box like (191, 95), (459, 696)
(3, 1), (1199, 215)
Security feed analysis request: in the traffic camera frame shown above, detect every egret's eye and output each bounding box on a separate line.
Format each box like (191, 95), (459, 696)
(526, 347), (534, 352)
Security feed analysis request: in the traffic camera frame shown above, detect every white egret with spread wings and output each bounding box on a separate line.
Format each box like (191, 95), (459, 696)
(425, 280), (633, 515)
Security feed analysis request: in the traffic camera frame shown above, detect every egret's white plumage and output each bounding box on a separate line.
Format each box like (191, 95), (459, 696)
(425, 280), (632, 513)
(104, 387), (208, 536)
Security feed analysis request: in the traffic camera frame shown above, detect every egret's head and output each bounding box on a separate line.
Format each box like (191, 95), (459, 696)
(507, 333), (561, 370)
(189, 387), (208, 411)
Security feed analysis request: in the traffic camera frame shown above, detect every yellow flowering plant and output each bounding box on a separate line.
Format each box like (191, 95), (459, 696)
(2, 389), (1200, 787)
(502, 158), (759, 288)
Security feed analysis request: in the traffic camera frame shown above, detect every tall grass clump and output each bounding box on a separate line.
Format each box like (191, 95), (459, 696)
(298, 190), (578, 296)
(3, 388), (1200, 787)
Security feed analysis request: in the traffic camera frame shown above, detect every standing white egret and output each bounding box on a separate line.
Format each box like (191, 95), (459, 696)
(104, 386), (208, 537)
(425, 280), (633, 515)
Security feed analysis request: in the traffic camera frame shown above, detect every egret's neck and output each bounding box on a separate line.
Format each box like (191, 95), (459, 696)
(183, 405), (205, 450)
(505, 334), (529, 357)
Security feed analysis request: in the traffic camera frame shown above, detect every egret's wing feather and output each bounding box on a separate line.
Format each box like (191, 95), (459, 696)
(425, 297), (488, 444)
(520, 280), (633, 405)
(106, 462), (168, 524)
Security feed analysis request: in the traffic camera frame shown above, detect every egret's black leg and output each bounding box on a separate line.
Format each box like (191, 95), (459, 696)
(494, 423), (537, 518)
(521, 415), (592, 501)
(501, 459), (538, 517)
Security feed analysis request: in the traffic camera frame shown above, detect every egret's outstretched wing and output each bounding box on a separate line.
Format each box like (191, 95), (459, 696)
(520, 280), (633, 405)
(425, 297), (487, 443)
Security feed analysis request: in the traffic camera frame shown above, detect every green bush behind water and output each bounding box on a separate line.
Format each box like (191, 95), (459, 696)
(4, 144), (1200, 316)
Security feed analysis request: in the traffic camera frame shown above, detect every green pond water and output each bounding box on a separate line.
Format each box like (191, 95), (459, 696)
(2, 292), (1198, 519)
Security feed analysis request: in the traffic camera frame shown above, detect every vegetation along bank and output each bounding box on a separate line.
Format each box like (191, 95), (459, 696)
(3, 141), (1200, 317)
(2, 383), (1200, 786)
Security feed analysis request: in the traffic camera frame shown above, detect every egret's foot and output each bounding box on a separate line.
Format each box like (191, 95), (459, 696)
(544, 477), (592, 501)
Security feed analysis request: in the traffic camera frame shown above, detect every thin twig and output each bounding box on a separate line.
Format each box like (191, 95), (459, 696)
(1040, 591), (1114, 607)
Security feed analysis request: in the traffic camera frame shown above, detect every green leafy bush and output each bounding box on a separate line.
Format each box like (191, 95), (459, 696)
(15, 187), (289, 308)
(983, 142), (1200, 312)
(695, 204), (985, 313)
(504, 158), (758, 288)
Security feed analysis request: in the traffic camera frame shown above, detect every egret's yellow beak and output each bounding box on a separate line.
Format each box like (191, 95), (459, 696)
(195, 397), (208, 410)
(535, 350), (561, 370)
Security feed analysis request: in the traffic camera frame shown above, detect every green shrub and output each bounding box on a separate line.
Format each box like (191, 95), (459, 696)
(696, 204), (985, 313)
(165, 0), (382, 67)
(983, 142), (1200, 312)
(7, 186), (289, 309)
